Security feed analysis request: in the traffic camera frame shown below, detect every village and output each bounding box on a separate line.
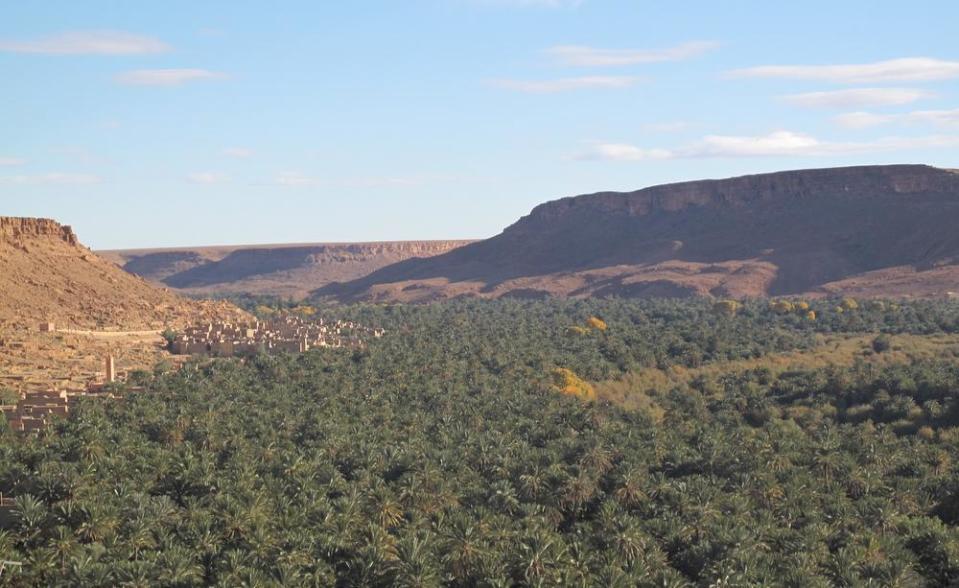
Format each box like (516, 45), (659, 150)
(0, 312), (381, 532)
(171, 314), (384, 357)
(0, 354), (125, 434)
(1, 314), (384, 435)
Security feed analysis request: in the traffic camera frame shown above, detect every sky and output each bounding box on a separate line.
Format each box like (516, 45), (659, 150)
(2, 0), (959, 249)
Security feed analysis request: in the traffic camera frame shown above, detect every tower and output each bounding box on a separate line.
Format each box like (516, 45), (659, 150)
(105, 355), (116, 384)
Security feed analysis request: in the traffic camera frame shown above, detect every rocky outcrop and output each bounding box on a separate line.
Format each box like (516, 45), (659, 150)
(102, 240), (474, 298)
(518, 165), (959, 227)
(1, 217), (78, 246)
(318, 165), (959, 302)
(0, 216), (246, 329)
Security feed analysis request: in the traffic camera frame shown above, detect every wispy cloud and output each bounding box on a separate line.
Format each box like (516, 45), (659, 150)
(577, 130), (959, 160)
(115, 68), (227, 86)
(0, 156), (26, 166)
(0, 173), (101, 185)
(832, 112), (893, 129)
(273, 172), (429, 188)
(728, 58), (959, 84)
(782, 88), (935, 109)
(490, 75), (641, 93)
(0, 31), (169, 55)
(187, 171), (229, 184)
(579, 144), (675, 161)
(834, 108), (959, 129)
(547, 41), (719, 67)
(223, 147), (254, 158)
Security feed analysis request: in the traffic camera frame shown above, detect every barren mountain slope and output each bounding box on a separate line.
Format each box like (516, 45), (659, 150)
(101, 240), (474, 298)
(0, 217), (245, 330)
(317, 165), (959, 302)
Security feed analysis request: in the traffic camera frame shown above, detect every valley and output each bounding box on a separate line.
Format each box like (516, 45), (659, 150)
(4, 164), (959, 585)
(100, 240), (474, 299)
(8, 3), (959, 583)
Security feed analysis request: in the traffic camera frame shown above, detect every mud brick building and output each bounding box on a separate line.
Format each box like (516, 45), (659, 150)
(171, 314), (380, 358)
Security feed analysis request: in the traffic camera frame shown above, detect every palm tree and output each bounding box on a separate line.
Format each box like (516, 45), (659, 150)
(393, 533), (440, 588)
(13, 494), (47, 544)
(440, 513), (486, 582)
(158, 546), (204, 587)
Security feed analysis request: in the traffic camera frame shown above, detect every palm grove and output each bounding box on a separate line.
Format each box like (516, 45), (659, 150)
(3, 298), (959, 586)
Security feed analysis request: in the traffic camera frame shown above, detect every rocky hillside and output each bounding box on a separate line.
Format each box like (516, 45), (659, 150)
(317, 164), (959, 302)
(101, 240), (473, 299)
(0, 217), (245, 330)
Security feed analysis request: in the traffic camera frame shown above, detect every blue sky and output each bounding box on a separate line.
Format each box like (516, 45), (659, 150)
(2, 0), (958, 249)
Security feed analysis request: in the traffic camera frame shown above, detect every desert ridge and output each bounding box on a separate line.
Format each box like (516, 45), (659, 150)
(317, 165), (959, 302)
(99, 239), (475, 299)
(0, 216), (249, 409)
(0, 216), (247, 331)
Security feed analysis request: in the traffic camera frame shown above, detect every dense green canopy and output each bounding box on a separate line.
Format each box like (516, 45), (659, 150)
(2, 298), (959, 586)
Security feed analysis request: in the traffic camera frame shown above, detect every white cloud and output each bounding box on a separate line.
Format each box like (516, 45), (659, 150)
(577, 130), (959, 160)
(115, 69), (226, 86)
(832, 112), (895, 129)
(728, 58), (959, 84)
(187, 172), (229, 184)
(0, 31), (169, 55)
(0, 173), (101, 185)
(490, 75), (641, 93)
(223, 147), (254, 158)
(835, 108), (959, 129)
(547, 41), (719, 67)
(581, 144), (675, 161)
(782, 88), (935, 109)
(900, 109), (959, 126)
(0, 157), (26, 166)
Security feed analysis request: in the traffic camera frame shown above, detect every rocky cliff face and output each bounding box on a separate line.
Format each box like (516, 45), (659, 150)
(317, 165), (959, 302)
(102, 240), (474, 298)
(0, 217), (245, 329)
(519, 164), (959, 225)
(0, 217), (78, 246)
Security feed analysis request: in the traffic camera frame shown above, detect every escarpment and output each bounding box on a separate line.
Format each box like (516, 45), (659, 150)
(101, 240), (475, 298)
(316, 165), (959, 302)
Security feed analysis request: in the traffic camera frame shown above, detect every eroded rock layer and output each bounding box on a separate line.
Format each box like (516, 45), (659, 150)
(317, 165), (959, 302)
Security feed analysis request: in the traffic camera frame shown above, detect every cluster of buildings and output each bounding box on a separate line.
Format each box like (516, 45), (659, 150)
(2, 356), (121, 434)
(2, 315), (386, 434)
(171, 315), (384, 357)
(2, 389), (74, 433)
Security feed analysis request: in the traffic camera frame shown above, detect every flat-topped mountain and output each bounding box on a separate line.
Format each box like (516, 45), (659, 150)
(0, 217), (245, 330)
(317, 164), (959, 302)
(100, 240), (474, 299)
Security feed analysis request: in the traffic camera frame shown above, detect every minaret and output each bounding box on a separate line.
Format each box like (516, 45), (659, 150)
(105, 355), (116, 384)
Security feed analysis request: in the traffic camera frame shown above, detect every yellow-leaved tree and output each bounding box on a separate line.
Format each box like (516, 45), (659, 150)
(551, 368), (596, 401)
(841, 297), (859, 311)
(713, 300), (741, 317)
(770, 300), (795, 314)
(586, 317), (608, 331)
